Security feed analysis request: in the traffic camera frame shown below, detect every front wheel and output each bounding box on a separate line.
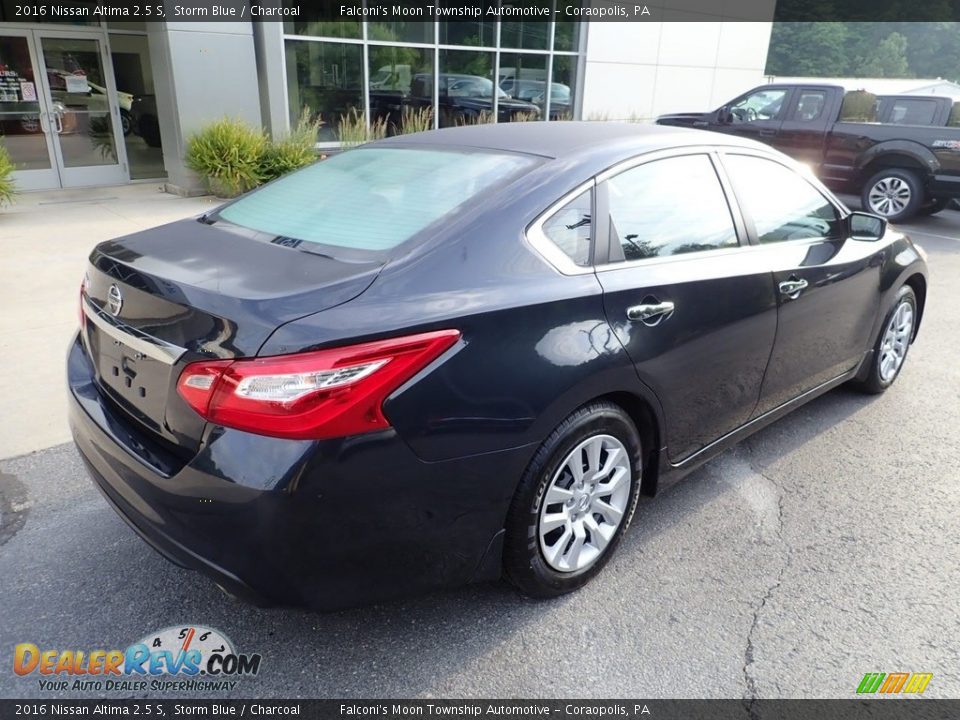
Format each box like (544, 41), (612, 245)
(850, 285), (917, 394)
(861, 169), (924, 223)
(503, 401), (642, 598)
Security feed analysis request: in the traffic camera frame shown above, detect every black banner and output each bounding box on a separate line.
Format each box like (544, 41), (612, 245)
(1, 700), (958, 719)
(2, 0), (960, 24)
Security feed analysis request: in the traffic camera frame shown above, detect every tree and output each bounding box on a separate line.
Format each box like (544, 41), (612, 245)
(853, 32), (911, 78)
(765, 22), (850, 76)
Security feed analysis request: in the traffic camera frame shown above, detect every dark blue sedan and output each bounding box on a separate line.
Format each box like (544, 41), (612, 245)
(69, 123), (928, 609)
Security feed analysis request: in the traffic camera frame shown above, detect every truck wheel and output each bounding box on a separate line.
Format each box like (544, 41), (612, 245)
(919, 198), (950, 216)
(861, 169), (924, 223)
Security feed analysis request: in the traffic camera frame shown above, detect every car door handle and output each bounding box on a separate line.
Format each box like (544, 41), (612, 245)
(627, 301), (675, 325)
(779, 278), (808, 298)
(759, 129), (777, 137)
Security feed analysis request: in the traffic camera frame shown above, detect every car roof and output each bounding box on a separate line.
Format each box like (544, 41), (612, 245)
(375, 121), (771, 160)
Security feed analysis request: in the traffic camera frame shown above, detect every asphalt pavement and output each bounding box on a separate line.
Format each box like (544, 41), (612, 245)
(1, 205), (958, 700)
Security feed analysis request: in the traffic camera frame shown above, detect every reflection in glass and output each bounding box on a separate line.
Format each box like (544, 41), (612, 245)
(550, 55), (577, 120)
(723, 155), (841, 243)
(498, 53), (547, 121)
(368, 22), (433, 44)
(0, 35), (51, 170)
(554, 1), (584, 51)
(437, 49), (495, 127)
(282, 1), (360, 38)
(607, 156), (738, 261)
(500, 21), (549, 50)
(542, 190), (591, 266)
(40, 37), (119, 168)
(109, 32), (165, 179)
(285, 40), (363, 142)
(368, 45), (432, 135)
(437, 10), (496, 47)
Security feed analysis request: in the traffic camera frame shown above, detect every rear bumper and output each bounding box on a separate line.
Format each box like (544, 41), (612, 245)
(67, 334), (531, 610)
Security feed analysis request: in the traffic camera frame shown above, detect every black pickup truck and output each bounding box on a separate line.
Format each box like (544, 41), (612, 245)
(657, 83), (960, 221)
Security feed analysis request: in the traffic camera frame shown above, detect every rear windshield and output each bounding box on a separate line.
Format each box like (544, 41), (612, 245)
(218, 147), (536, 251)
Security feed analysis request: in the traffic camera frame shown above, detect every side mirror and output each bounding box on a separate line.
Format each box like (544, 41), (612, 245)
(717, 106), (732, 124)
(849, 211), (886, 241)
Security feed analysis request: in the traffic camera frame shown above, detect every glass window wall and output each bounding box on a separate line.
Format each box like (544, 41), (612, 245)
(282, 17), (583, 146)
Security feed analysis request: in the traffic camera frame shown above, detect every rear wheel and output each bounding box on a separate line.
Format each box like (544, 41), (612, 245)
(503, 401), (642, 598)
(861, 169), (924, 222)
(850, 285), (917, 394)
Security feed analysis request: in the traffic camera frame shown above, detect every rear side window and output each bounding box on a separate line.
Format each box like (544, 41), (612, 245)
(723, 154), (841, 243)
(605, 154), (738, 262)
(219, 147), (536, 251)
(889, 99), (938, 125)
(541, 191), (592, 267)
(792, 90), (827, 122)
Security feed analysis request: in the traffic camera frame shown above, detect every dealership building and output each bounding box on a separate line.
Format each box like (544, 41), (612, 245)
(0, 10), (773, 194)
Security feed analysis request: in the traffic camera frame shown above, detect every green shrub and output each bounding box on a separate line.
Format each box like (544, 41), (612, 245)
(949, 102), (960, 128)
(337, 108), (387, 150)
(0, 143), (15, 207)
(260, 108), (323, 182)
(186, 118), (268, 197)
(840, 90), (878, 123)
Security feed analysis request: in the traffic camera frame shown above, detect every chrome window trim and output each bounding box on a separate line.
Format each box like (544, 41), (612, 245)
(592, 233), (838, 273)
(525, 179), (596, 276)
(82, 295), (187, 365)
(525, 144), (851, 277)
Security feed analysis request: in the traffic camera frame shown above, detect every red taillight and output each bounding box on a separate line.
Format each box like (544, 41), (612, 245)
(176, 330), (461, 440)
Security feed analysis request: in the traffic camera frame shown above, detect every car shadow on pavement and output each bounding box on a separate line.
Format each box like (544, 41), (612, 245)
(0, 384), (881, 699)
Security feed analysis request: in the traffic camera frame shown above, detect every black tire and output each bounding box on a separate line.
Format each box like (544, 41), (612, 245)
(860, 168), (925, 223)
(919, 198), (950, 216)
(850, 285), (917, 395)
(120, 109), (132, 136)
(503, 401), (642, 598)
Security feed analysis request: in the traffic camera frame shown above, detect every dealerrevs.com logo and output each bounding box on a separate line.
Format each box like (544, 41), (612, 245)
(14, 625), (262, 693)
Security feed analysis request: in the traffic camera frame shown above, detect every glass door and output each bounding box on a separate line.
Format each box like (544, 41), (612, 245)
(34, 31), (128, 187)
(0, 30), (60, 190)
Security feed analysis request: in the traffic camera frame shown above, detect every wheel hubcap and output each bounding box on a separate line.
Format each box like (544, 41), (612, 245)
(868, 177), (911, 217)
(878, 300), (913, 382)
(538, 434), (631, 573)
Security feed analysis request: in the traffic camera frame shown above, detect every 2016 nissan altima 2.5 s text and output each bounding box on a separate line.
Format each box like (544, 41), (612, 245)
(68, 123), (928, 610)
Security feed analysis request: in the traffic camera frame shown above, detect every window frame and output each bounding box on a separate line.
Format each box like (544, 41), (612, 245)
(526, 179), (597, 276)
(716, 149), (849, 248)
(525, 145), (853, 277)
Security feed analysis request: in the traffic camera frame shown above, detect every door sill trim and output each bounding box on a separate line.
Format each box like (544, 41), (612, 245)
(669, 368), (856, 470)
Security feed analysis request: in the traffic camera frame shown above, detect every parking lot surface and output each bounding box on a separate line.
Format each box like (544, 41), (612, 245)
(1, 207), (959, 699)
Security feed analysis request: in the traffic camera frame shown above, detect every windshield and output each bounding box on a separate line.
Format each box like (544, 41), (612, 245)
(218, 147), (536, 251)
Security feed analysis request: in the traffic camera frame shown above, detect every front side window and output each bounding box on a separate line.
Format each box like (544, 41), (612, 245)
(730, 88), (788, 124)
(541, 191), (592, 267)
(219, 148), (536, 252)
(723, 155), (841, 243)
(605, 155), (738, 262)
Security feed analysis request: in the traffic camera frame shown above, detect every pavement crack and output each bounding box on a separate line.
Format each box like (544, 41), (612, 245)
(742, 462), (792, 714)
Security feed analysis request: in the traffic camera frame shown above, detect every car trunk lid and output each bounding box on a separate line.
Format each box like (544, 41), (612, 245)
(80, 217), (383, 454)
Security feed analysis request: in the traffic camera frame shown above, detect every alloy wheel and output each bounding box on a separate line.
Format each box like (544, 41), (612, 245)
(538, 434), (631, 573)
(868, 177), (912, 217)
(879, 300), (913, 382)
